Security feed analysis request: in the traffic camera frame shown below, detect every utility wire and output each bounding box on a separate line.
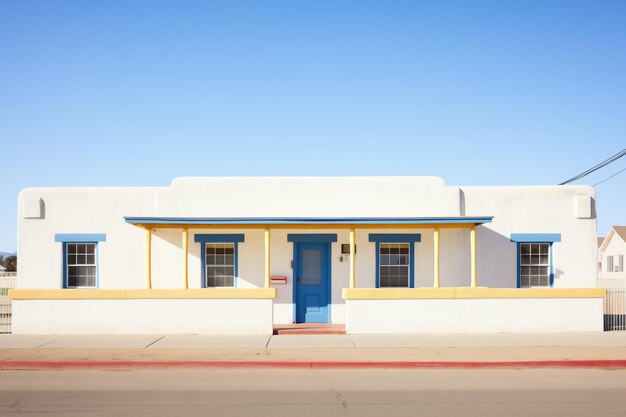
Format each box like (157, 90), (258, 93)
(559, 147), (626, 185)
(592, 166), (626, 187)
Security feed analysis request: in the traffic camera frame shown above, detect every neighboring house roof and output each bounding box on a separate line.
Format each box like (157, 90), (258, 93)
(598, 237), (605, 248)
(614, 226), (626, 243)
(0, 265), (5, 271)
(599, 226), (626, 253)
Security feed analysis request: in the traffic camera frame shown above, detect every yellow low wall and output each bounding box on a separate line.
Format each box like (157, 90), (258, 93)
(9, 288), (277, 300)
(342, 287), (606, 300)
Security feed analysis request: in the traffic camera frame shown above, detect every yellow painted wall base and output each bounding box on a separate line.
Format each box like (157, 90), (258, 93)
(342, 287), (606, 300)
(9, 288), (277, 300)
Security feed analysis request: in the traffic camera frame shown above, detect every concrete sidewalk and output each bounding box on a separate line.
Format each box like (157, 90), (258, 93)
(1, 332), (626, 369)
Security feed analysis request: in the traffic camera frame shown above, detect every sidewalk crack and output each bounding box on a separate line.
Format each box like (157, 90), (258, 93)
(10, 395), (24, 411)
(34, 340), (56, 348)
(331, 389), (348, 411)
(145, 335), (166, 348)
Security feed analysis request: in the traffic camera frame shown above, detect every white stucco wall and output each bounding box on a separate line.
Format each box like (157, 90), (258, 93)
(346, 298), (604, 333)
(461, 185), (597, 288)
(12, 299), (273, 334)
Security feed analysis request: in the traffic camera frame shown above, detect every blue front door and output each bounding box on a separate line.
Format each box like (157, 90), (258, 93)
(295, 242), (330, 323)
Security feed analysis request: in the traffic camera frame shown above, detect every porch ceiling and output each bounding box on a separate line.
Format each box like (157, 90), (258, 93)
(124, 216), (493, 229)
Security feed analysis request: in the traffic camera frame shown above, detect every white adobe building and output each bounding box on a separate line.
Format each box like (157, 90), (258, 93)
(11, 177), (605, 334)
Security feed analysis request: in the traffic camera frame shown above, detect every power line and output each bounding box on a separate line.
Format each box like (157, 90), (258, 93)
(592, 166), (626, 187)
(559, 147), (626, 185)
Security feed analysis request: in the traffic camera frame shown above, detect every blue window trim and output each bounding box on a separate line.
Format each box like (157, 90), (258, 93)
(287, 234), (338, 243)
(55, 233), (106, 243)
(369, 234), (419, 288)
(55, 234), (105, 289)
(515, 242), (555, 288)
(368, 234), (421, 243)
(510, 233), (561, 243)
(194, 234), (245, 243)
(195, 234), (244, 288)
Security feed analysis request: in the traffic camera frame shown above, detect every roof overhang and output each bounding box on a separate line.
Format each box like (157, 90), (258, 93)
(124, 216), (494, 229)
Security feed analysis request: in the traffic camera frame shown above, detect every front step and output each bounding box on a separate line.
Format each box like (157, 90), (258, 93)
(273, 324), (346, 335)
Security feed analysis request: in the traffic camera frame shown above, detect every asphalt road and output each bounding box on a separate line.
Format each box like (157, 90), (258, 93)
(1, 368), (626, 416)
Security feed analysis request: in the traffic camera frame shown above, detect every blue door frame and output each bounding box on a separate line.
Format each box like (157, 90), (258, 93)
(293, 242), (331, 323)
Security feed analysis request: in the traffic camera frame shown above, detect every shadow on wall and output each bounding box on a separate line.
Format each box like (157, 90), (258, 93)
(477, 227), (517, 288)
(459, 189), (466, 216)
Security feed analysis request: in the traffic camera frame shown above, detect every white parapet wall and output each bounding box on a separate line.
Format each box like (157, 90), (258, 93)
(10, 289), (276, 335)
(344, 288), (605, 334)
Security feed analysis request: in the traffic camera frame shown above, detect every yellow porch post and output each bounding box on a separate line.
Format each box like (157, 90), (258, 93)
(146, 228), (152, 289)
(470, 226), (477, 287)
(349, 229), (356, 288)
(264, 228), (271, 288)
(183, 228), (189, 289)
(433, 228), (440, 288)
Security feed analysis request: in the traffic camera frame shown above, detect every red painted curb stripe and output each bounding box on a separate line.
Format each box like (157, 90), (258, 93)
(2, 360), (626, 370)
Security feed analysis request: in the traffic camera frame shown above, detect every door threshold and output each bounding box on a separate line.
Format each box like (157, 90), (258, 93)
(273, 324), (346, 335)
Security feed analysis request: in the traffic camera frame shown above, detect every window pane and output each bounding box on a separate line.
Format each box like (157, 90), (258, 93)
(301, 248), (322, 285)
(379, 244), (410, 288)
(86, 255), (95, 264)
(205, 243), (235, 287)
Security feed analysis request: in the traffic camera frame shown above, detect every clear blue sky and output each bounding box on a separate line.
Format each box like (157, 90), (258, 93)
(1, 1), (625, 252)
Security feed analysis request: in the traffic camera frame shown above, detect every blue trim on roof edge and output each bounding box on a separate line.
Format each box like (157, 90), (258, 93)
(125, 216), (493, 225)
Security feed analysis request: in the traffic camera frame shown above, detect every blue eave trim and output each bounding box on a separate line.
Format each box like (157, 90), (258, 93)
(287, 234), (338, 243)
(55, 233), (106, 243)
(369, 234), (422, 243)
(125, 216), (493, 226)
(510, 233), (561, 243)
(194, 234), (245, 243)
